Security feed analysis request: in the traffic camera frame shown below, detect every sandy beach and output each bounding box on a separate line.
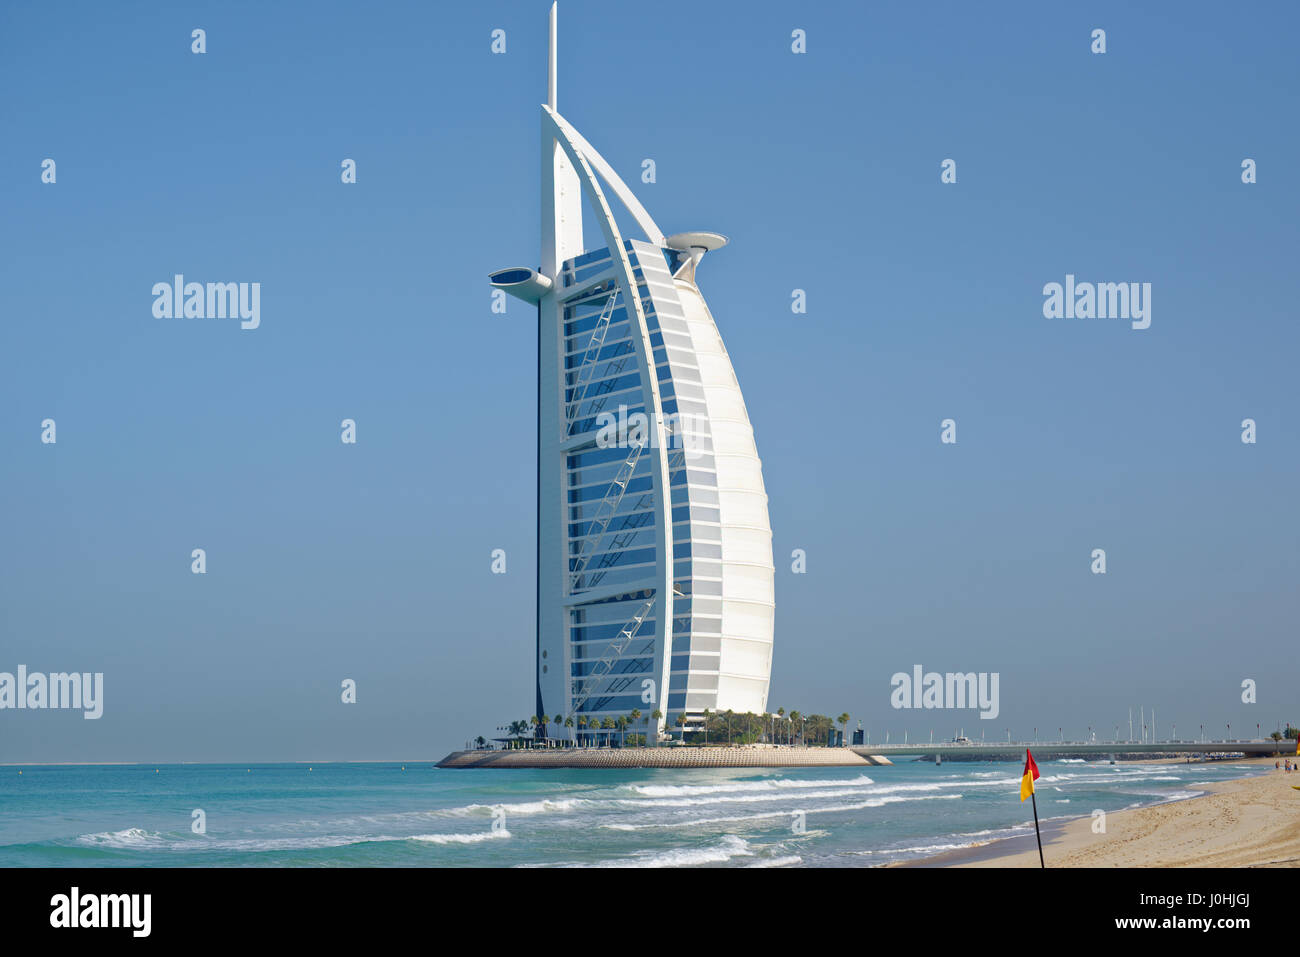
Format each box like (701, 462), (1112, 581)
(911, 758), (1300, 867)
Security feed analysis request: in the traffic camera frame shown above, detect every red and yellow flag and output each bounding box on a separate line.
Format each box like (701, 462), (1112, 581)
(1020, 749), (1040, 801)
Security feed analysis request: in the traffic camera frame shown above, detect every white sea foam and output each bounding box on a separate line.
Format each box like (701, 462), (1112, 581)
(617, 786), (884, 809)
(78, 828), (168, 849)
(585, 834), (755, 868)
(450, 799), (584, 817)
(858, 841), (980, 856)
(197, 835), (402, 851)
(958, 825), (1033, 839)
(626, 775), (875, 798)
(601, 792), (963, 830)
(408, 829), (511, 844)
(77, 829), (405, 853)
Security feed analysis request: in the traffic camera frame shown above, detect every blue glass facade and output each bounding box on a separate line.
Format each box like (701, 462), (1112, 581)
(556, 240), (772, 727)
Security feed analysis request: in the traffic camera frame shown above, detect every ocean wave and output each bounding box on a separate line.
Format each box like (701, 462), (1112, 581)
(746, 855), (802, 868)
(600, 792), (963, 830)
(616, 786), (888, 809)
(1148, 789), (1204, 803)
(858, 841), (981, 856)
(1036, 771), (1186, 785)
(448, 799), (584, 817)
(408, 830), (511, 845)
(958, 825), (1033, 839)
(76, 829), (406, 853)
(584, 834), (755, 868)
(77, 828), (169, 850)
(920, 777), (1019, 789)
(626, 775), (875, 798)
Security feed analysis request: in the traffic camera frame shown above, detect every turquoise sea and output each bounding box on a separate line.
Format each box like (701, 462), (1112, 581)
(0, 760), (1264, 867)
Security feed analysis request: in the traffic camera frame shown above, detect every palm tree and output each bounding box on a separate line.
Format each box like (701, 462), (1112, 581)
(837, 713), (850, 746)
(475, 735), (487, 749)
(564, 715), (574, 746)
(701, 709), (712, 745)
(724, 709), (735, 745)
(762, 712), (772, 744)
(577, 715), (588, 746)
(602, 716), (616, 746)
(650, 709), (663, 745)
(675, 713), (687, 742)
(789, 711), (801, 746)
(617, 715), (630, 747)
(776, 707), (786, 745)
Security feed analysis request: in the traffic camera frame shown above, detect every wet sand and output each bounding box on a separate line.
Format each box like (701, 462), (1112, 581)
(906, 758), (1300, 867)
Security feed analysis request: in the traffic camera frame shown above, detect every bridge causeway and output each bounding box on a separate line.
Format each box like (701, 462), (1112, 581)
(852, 741), (1290, 760)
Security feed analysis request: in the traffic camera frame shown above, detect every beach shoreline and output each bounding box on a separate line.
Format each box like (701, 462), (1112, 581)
(900, 757), (1299, 868)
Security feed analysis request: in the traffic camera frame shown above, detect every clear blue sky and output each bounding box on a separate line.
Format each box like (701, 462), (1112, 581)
(2, 1), (1297, 762)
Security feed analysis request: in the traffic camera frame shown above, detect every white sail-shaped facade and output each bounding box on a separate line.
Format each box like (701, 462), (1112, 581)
(491, 4), (772, 743)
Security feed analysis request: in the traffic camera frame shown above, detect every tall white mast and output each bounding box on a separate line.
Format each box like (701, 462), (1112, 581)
(548, 2), (557, 111)
(540, 2), (581, 276)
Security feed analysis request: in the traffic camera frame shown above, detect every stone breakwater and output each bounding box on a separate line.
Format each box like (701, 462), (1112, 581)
(436, 747), (894, 769)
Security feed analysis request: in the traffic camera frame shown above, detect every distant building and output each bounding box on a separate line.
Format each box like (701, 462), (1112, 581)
(491, 4), (774, 744)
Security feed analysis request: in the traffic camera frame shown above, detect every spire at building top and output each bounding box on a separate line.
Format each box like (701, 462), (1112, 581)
(548, 2), (557, 111)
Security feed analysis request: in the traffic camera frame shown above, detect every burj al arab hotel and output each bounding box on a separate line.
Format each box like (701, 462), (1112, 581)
(490, 4), (774, 744)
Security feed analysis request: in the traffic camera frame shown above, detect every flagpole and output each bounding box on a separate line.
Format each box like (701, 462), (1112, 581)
(1030, 790), (1045, 868)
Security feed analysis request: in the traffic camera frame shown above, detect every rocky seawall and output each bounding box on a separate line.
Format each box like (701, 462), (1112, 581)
(437, 747), (894, 769)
